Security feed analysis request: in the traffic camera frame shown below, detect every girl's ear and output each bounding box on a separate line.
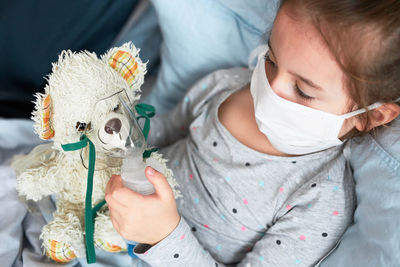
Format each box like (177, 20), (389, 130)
(32, 93), (55, 140)
(355, 103), (400, 131)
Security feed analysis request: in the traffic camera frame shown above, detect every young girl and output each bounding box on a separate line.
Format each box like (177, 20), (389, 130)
(105, 0), (400, 266)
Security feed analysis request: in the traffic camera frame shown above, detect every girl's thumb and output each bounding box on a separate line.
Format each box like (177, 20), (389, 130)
(145, 166), (172, 198)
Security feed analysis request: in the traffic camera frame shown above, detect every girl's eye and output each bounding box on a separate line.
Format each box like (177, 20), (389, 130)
(294, 84), (314, 101)
(264, 52), (277, 68)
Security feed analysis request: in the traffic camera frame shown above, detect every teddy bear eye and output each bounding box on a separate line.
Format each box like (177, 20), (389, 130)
(75, 121), (90, 132)
(113, 104), (120, 112)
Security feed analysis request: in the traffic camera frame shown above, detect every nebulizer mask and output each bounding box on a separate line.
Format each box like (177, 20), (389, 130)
(86, 89), (155, 195)
(60, 89), (155, 261)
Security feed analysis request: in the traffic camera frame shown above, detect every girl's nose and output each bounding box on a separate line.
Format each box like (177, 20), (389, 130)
(265, 61), (285, 98)
(268, 69), (294, 102)
(269, 74), (286, 99)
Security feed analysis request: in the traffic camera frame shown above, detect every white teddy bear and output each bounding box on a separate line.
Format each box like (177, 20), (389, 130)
(12, 42), (180, 263)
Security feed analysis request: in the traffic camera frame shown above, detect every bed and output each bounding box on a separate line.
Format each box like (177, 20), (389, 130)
(1, 0), (399, 266)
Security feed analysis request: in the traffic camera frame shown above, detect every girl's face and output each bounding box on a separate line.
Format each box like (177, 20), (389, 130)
(266, 7), (356, 138)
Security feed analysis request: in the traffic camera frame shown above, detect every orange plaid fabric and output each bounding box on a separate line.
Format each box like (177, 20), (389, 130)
(95, 238), (126, 253)
(41, 95), (55, 140)
(108, 50), (139, 87)
(46, 239), (76, 263)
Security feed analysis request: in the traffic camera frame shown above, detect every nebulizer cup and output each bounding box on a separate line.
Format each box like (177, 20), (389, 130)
(89, 90), (155, 195)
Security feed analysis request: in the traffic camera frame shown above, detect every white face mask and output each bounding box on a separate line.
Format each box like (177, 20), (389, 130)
(250, 51), (382, 155)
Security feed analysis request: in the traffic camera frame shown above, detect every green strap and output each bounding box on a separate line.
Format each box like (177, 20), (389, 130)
(61, 135), (98, 264)
(135, 103), (155, 141)
(59, 104), (156, 264)
(143, 147), (158, 159)
(92, 199), (107, 217)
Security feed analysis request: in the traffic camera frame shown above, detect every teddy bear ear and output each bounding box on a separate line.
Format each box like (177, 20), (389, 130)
(31, 92), (55, 140)
(103, 42), (147, 90)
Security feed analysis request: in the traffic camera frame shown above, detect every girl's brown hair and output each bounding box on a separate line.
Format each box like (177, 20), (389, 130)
(280, 0), (400, 132)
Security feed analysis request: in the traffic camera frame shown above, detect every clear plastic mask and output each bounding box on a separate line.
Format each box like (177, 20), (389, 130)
(81, 89), (145, 169)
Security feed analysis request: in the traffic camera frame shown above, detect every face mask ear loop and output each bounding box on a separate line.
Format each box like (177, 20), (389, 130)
(62, 134), (101, 264)
(340, 102), (383, 119)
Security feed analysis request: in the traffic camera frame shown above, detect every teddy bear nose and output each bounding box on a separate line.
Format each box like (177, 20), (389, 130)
(104, 118), (122, 134)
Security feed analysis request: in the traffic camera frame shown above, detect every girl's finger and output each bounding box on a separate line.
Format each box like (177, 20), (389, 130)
(107, 175), (149, 206)
(108, 205), (125, 227)
(106, 175), (123, 196)
(110, 215), (120, 233)
(145, 166), (173, 200)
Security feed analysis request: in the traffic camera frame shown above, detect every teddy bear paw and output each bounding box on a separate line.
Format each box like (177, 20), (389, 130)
(45, 239), (77, 263)
(95, 238), (127, 253)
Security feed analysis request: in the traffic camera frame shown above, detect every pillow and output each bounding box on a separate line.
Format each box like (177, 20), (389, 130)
(142, 0), (279, 113)
(321, 117), (400, 266)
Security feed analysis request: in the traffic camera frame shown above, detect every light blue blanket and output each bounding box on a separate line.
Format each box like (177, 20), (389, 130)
(0, 119), (139, 266)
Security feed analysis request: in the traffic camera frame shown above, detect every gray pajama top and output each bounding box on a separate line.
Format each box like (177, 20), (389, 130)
(133, 68), (355, 267)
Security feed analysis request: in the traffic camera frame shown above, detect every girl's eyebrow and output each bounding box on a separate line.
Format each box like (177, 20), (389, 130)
(267, 39), (323, 91)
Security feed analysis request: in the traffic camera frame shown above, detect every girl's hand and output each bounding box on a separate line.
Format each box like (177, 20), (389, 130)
(105, 167), (180, 245)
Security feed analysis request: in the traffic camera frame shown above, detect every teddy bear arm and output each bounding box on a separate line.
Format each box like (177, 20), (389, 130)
(16, 164), (65, 201)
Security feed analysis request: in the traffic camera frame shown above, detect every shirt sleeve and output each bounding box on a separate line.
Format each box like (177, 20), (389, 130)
(145, 68), (251, 148)
(133, 166), (355, 267)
